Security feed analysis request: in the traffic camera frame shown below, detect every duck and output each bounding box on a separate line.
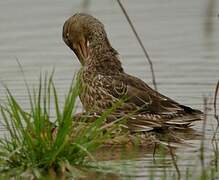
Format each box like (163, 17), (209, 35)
(62, 13), (203, 132)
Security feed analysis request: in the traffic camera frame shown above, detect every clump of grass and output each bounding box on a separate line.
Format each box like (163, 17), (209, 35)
(0, 74), (114, 178)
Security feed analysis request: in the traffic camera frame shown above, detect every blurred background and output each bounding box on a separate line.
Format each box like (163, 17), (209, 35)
(0, 0), (218, 178)
(0, 0), (218, 108)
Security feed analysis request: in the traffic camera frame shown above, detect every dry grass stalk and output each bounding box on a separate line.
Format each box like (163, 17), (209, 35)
(168, 144), (181, 180)
(213, 80), (219, 123)
(116, 0), (157, 90)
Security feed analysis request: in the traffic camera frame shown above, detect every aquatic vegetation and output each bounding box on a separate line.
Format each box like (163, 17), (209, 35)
(0, 74), (119, 178)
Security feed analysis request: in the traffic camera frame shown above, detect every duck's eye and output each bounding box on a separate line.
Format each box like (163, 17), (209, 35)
(65, 33), (69, 40)
(66, 33), (69, 39)
(64, 32), (72, 46)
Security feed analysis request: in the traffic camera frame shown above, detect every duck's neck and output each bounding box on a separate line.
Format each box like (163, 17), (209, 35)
(85, 40), (124, 75)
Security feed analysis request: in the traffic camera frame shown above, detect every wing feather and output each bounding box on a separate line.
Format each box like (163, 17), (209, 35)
(97, 73), (185, 115)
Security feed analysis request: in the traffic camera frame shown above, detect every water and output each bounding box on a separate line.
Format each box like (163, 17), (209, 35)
(0, 0), (219, 179)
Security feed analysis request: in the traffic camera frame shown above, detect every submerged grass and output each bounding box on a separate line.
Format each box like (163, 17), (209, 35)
(0, 73), (117, 178)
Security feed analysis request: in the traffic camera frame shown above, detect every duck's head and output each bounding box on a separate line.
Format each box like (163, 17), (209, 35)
(63, 13), (110, 65)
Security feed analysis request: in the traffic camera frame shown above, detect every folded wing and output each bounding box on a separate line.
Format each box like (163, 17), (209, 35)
(93, 73), (203, 131)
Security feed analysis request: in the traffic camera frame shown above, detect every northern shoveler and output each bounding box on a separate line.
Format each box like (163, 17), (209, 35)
(62, 13), (203, 132)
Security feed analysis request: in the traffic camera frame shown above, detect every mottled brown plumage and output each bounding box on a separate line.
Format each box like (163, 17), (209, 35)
(63, 13), (202, 132)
